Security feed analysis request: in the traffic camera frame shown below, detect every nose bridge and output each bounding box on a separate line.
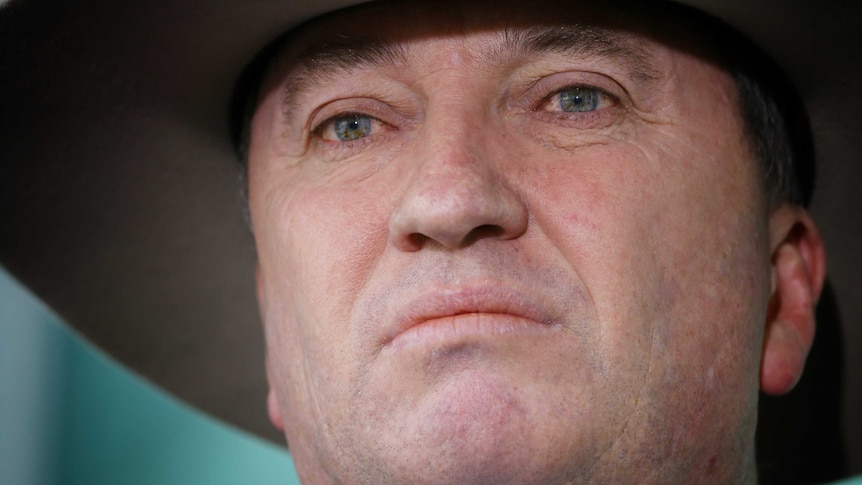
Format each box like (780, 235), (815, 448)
(420, 103), (493, 202)
(388, 100), (528, 251)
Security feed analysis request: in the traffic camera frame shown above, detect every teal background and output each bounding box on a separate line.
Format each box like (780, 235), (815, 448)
(0, 268), (300, 485)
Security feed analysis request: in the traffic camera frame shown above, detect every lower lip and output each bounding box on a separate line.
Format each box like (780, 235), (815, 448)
(388, 313), (553, 352)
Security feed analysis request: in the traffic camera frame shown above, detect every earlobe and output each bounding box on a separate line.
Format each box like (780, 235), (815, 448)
(257, 265), (284, 431)
(268, 388), (285, 431)
(760, 209), (826, 395)
(255, 264), (267, 313)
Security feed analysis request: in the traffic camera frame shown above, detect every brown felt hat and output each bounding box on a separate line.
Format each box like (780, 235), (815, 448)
(1, 0), (860, 479)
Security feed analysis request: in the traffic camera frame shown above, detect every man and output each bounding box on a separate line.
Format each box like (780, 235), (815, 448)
(1, 0), (859, 483)
(244, 1), (823, 483)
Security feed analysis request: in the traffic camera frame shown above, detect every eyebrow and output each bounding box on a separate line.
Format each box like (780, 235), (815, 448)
(502, 25), (662, 82)
(280, 38), (408, 117)
(278, 25), (661, 116)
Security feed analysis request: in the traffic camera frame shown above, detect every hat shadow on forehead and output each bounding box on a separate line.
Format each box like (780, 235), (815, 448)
(231, 0), (814, 209)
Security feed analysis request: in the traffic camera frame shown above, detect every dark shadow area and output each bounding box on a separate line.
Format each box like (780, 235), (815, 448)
(757, 281), (846, 484)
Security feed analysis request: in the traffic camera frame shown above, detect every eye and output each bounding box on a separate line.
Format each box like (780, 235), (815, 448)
(318, 114), (377, 142)
(544, 86), (614, 113)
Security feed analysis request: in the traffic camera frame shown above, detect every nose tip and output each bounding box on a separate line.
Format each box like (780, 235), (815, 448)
(388, 165), (529, 251)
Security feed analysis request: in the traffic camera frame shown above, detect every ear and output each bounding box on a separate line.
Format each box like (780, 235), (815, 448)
(267, 388), (285, 431)
(257, 265), (285, 431)
(760, 206), (826, 395)
(255, 263), (267, 315)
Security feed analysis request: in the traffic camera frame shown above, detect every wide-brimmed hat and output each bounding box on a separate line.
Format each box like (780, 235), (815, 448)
(2, 0), (860, 478)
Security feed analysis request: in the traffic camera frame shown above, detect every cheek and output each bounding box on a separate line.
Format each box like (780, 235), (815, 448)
(522, 106), (769, 417)
(254, 162), (388, 318)
(251, 164), (397, 419)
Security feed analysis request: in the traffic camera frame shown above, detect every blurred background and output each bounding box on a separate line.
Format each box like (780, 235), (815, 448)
(0, 267), (300, 485)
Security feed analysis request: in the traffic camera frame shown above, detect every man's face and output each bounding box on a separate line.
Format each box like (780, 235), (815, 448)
(248, 1), (775, 483)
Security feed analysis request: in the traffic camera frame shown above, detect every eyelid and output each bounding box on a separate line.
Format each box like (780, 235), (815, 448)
(306, 113), (386, 162)
(307, 96), (417, 142)
(313, 112), (385, 141)
(513, 70), (630, 113)
(310, 98), (388, 131)
(304, 98), (412, 163)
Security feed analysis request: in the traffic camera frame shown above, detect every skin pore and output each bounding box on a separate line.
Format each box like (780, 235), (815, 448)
(247, 1), (825, 483)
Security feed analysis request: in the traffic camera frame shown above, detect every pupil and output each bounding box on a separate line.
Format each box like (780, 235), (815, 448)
(560, 88), (599, 113)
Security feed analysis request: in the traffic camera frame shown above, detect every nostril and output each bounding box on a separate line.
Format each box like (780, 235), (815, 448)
(462, 224), (505, 246)
(402, 225), (506, 251)
(406, 233), (429, 249)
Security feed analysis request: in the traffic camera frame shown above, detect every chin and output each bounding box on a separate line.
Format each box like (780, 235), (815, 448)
(338, 367), (600, 485)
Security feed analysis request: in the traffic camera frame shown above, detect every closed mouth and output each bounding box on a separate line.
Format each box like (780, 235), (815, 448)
(384, 285), (557, 351)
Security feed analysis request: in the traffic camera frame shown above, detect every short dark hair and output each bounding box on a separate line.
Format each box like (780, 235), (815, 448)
(229, 2), (814, 215)
(684, 0), (814, 208)
(731, 48), (814, 208)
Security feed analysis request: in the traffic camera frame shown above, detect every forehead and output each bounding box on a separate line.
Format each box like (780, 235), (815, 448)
(260, 0), (728, 96)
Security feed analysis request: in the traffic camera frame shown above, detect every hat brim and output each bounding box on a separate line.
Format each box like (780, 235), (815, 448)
(1, 0), (860, 467)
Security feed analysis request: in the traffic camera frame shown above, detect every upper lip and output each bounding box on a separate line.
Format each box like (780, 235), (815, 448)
(383, 284), (556, 347)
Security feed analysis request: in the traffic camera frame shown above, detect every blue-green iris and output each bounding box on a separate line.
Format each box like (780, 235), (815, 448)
(559, 87), (600, 113)
(334, 115), (372, 141)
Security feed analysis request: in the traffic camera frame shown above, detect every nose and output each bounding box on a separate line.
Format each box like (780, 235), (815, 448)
(388, 136), (529, 252)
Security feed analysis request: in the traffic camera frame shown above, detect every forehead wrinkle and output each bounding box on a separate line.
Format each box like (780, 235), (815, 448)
(276, 22), (663, 118)
(279, 37), (408, 118)
(498, 25), (662, 83)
